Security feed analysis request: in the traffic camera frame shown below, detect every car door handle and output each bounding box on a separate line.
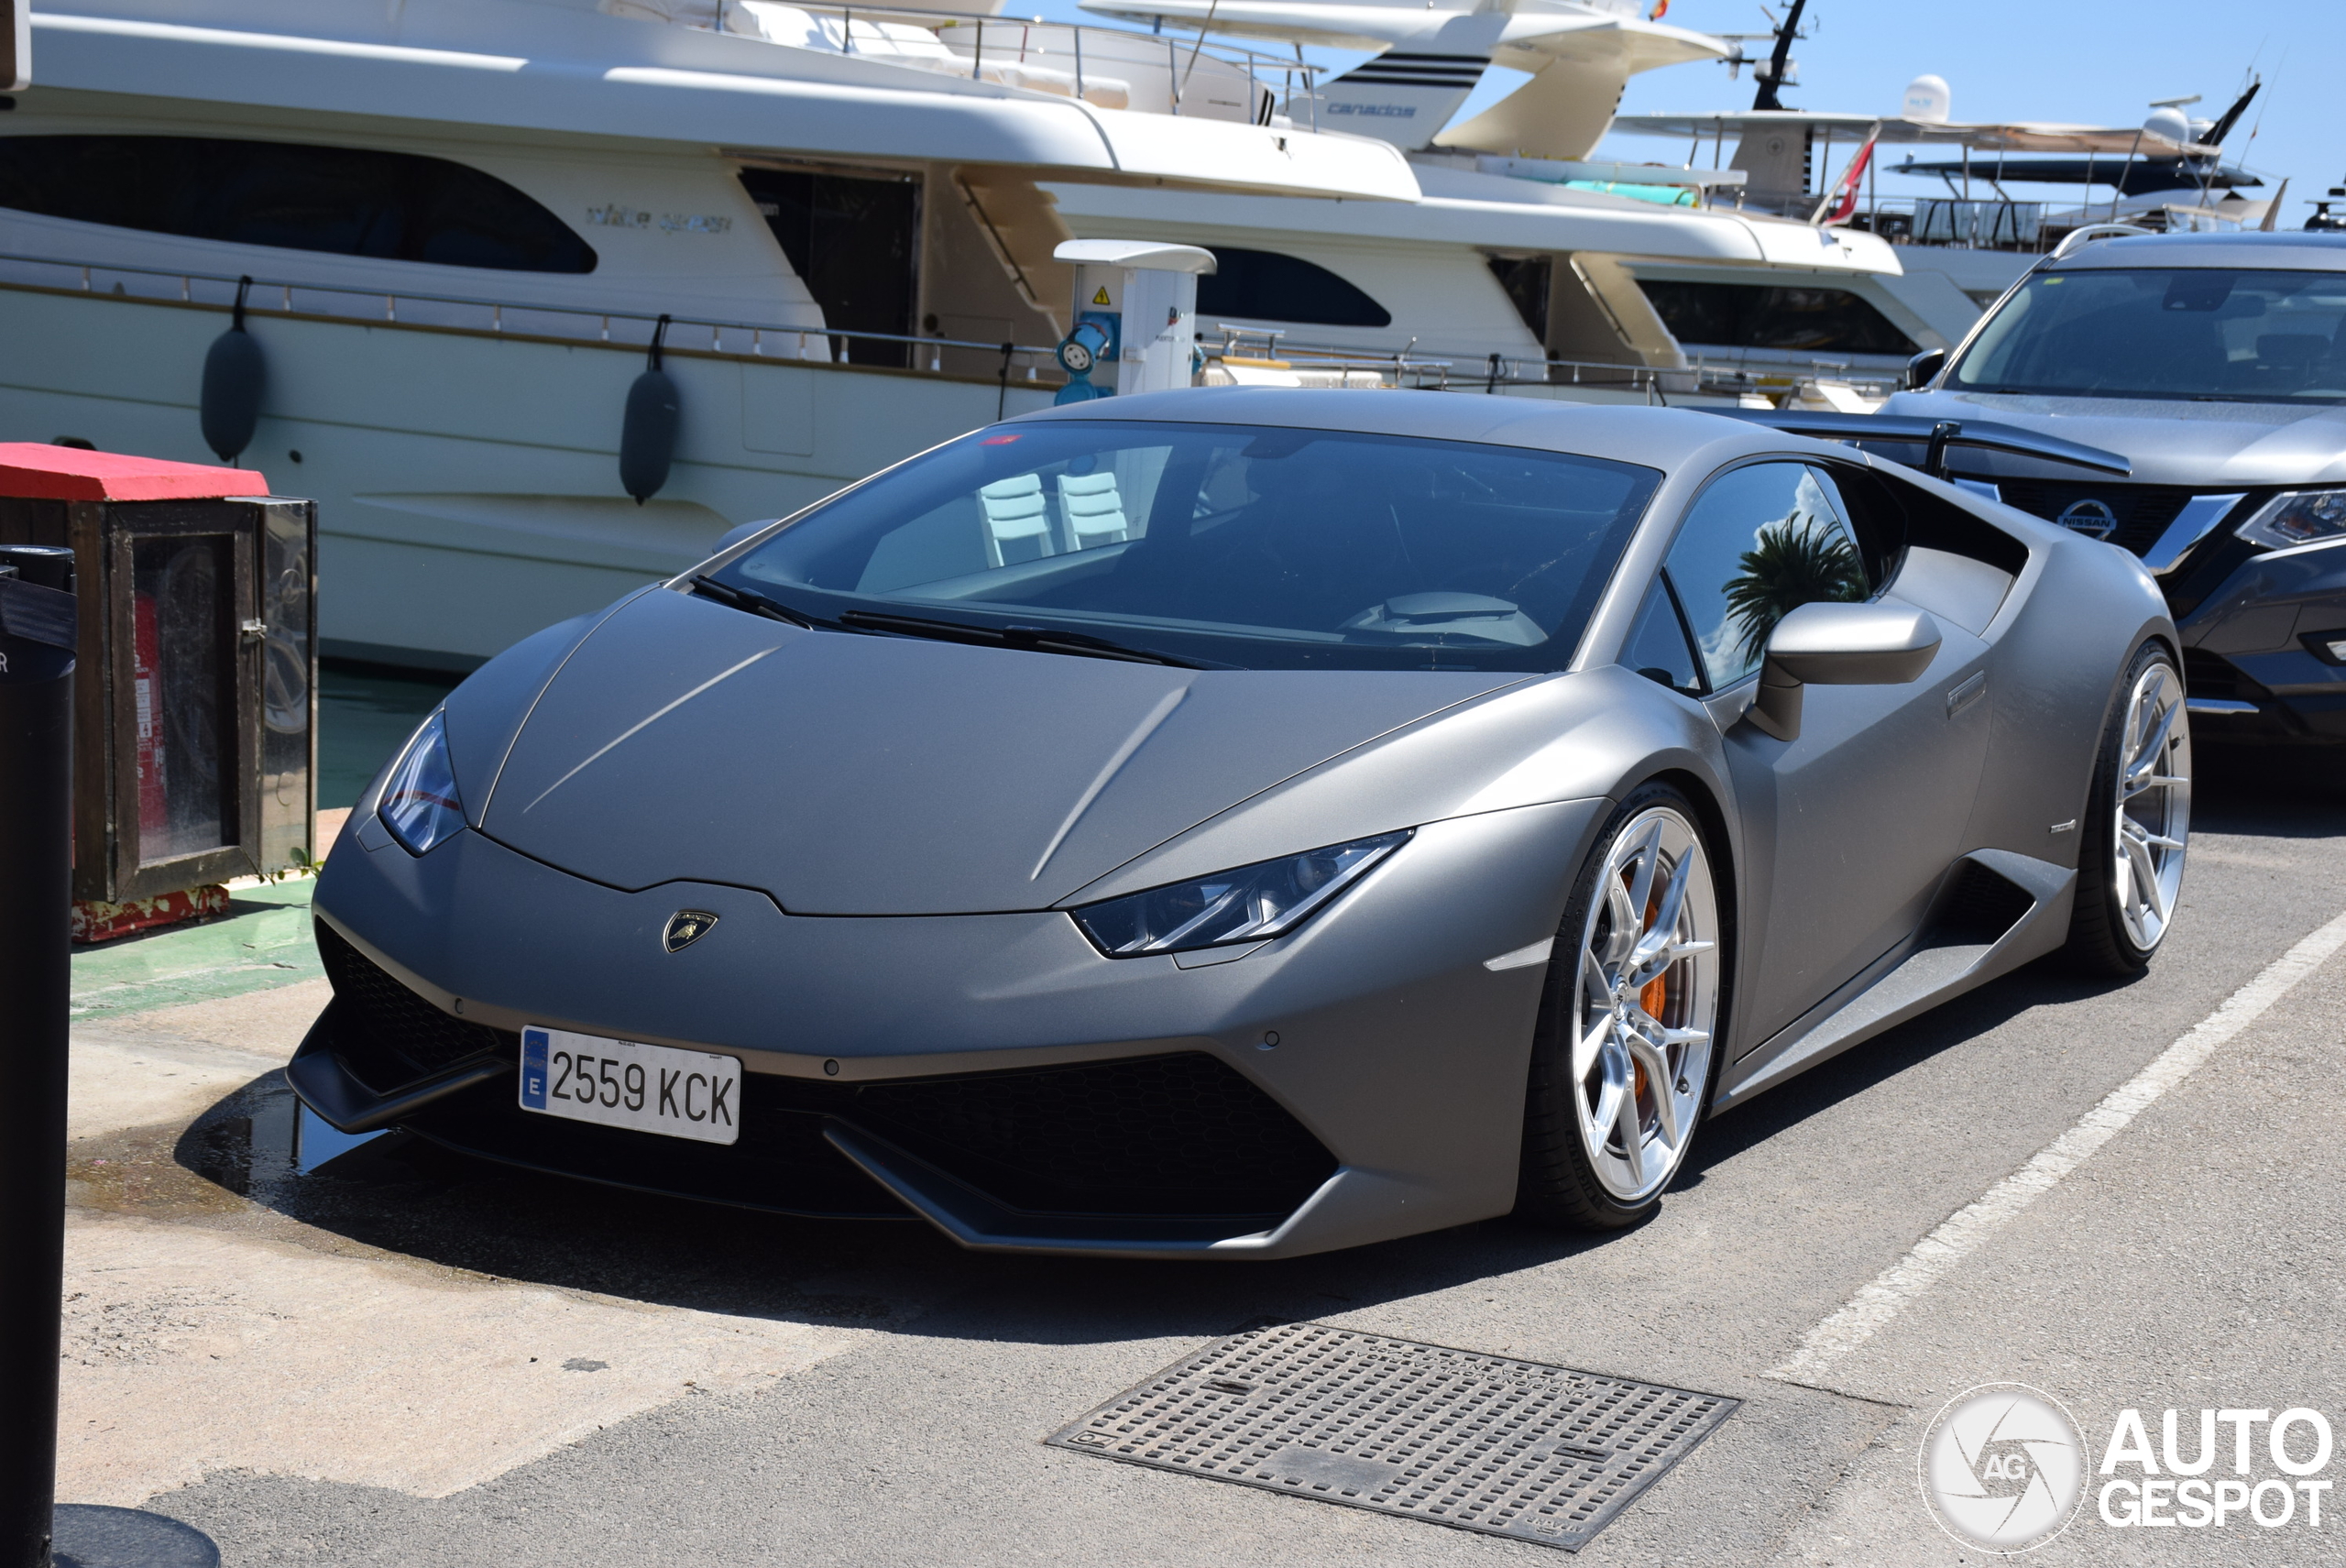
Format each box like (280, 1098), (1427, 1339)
(1946, 671), (1987, 719)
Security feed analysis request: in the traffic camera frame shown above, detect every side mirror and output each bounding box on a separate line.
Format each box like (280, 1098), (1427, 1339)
(1746, 602), (1943, 742)
(1904, 347), (1947, 389)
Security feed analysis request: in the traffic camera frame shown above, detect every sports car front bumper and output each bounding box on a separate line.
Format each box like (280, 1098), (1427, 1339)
(297, 797), (1607, 1258)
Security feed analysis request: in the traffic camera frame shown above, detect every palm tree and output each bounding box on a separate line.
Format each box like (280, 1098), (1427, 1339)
(1723, 514), (1867, 662)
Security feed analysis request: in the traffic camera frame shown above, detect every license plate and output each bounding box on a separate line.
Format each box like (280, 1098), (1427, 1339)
(519, 1027), (741, 1146)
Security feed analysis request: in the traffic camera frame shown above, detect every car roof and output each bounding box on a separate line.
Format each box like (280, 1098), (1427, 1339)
(2046, 231), (2346, 272)
(1004, 386), (1814, 473)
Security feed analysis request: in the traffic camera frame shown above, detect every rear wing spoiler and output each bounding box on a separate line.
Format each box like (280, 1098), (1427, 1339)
(1713, 410), (2132, 481)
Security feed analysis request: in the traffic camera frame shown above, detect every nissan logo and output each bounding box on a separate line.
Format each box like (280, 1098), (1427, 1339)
(2056, 499), (2119, 539)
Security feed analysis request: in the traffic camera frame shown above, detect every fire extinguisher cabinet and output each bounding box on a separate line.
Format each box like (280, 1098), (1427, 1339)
(0, 444), (316, 905)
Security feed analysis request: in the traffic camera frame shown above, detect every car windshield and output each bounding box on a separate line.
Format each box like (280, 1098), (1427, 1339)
(714, 420), (1660, 672)
(1948, 267), (2346, 403)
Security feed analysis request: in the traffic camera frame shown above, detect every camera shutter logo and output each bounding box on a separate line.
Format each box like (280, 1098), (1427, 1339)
(1918, 1384), (2086, 1552)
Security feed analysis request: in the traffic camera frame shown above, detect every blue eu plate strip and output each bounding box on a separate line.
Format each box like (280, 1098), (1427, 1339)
(521, 1027), (550, 1109)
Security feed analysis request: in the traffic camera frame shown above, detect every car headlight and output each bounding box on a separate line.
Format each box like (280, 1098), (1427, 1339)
(1070, 830), (1410, 957)
(378, 710), (466, 854)
(2236, 489), (2346, 551)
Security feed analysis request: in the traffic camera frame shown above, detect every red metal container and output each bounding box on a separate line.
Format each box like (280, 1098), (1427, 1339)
(0, 444), (316, 910)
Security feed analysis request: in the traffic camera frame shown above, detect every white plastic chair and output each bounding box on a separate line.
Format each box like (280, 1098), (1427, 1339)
(979, 475), (1055, 566)
(1056, 470), (1129, 550)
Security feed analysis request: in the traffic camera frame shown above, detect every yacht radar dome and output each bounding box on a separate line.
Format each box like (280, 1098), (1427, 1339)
(1902, 74), (1951, 124)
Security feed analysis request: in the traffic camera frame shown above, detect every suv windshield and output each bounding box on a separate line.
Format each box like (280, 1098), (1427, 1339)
(713, 420), (1660, 672)
(1948, 267), (2346, 403)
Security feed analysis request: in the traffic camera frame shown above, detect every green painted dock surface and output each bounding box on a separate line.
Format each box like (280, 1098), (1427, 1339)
(71, 877), (323, 1020)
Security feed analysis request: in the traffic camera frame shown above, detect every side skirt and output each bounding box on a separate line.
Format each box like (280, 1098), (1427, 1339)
(1711, 850), (2075, 1113)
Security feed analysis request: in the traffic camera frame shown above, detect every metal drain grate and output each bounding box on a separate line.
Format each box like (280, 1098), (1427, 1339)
(1047, 1321), (1737, 1551)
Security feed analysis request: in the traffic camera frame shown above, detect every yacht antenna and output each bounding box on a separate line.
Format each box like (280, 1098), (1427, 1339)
(1751, 0), (1809, 112)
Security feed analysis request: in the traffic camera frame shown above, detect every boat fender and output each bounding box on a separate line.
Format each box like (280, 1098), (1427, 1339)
(201, 276), (265, 464)
(620, 315), (681, 504)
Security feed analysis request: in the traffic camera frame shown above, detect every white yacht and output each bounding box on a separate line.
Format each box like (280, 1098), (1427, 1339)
(1062, 0), (1960, 396)
(0, 0), (1946, 669)
(0, 0), (1413, 666)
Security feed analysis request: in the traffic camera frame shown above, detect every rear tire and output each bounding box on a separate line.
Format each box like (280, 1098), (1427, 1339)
(1518, 783), (1724, 1231)
(2065, 641), (2191, 977)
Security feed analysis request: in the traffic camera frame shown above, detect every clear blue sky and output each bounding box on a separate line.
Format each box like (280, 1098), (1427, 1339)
(1023, 0), (2346, 218)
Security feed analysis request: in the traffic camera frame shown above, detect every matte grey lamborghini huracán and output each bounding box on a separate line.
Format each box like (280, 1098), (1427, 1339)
(296, 389), (2191, 1258)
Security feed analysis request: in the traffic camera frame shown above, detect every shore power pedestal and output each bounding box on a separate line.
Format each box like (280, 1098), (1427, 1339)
(1050, 239), (1216, 403)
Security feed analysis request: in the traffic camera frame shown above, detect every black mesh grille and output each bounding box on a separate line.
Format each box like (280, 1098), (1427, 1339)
(846, 1054), (1338, 1221)
(1927, 861), (2036, 947)
(316, 920), (510, 1088)
(1991, 480), (2212, 557)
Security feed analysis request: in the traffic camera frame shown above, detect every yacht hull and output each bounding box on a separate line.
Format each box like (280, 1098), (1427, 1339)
(0, 282), (1056, 667)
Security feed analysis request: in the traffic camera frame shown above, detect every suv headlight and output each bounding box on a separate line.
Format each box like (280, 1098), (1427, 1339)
(378, 710), (466, 854)
(2236, 489), (2346, 551)
(1070, 830), (1410, 957)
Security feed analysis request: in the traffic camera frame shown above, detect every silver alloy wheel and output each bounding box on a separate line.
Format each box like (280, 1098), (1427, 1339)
(2114, 662), (2191, 951)
(1571, 806), (1721, 1204)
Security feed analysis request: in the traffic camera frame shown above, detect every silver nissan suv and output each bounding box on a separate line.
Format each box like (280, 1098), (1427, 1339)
(1889, 230), (2346, 744)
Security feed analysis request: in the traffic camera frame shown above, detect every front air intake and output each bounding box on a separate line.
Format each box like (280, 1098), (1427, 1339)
(315, 920), (512, 1091)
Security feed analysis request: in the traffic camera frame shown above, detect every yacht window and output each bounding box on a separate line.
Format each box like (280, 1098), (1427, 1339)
(1487, 256), (1551, 343)
(1637, 280), (1917, 356)
(0, 136), (595, 272)
(739, 167), (919, 369)
(1196, 247), (1392, 329)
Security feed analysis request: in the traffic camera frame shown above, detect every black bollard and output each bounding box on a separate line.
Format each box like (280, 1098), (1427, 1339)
(0, 544), (79, 1568)
(0, 545), (220, 1568)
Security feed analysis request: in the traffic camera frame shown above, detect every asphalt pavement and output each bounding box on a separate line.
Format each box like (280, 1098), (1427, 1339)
(60, 747), (2346, 1567)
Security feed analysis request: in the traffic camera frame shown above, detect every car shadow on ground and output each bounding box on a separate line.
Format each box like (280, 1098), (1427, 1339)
(156, 743), (2346, 1355)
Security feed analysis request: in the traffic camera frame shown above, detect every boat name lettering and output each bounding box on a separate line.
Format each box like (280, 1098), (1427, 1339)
(586, 205), (733, 236)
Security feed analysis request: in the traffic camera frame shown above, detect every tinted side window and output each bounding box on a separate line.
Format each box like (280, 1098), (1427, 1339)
(1622, 578), (1703, 696)
(0, 136), (596, 273)
(1638, 280), (1918, 356)
(1662, 462), (1869, 690)
(738, 167), (919, 369)
(1197, 247), (1392, 329)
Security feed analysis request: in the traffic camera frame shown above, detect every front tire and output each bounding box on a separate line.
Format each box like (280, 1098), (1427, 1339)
(2065, 642), (2191, 977)
(1518, 784), (1724, 1230)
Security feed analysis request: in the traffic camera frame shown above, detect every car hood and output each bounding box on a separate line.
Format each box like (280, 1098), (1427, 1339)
(471, 587), (1526, 915)
(1885, 389), (2346, 488)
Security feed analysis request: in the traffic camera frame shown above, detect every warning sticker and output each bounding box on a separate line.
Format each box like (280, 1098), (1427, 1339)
(1092, 286), (1113, 305)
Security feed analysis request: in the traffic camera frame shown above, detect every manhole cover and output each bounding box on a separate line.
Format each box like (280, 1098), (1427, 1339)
(1047, 1321), (1737, 1551)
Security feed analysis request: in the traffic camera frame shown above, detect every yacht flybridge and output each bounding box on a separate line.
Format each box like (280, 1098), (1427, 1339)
(1, 0), (1950, 669)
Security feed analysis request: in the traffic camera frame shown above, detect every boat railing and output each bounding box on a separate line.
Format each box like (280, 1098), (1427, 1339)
(1204, 325), (1903, 401)
(729, 4), (1321, 127)
(0, 249), (1068, 381)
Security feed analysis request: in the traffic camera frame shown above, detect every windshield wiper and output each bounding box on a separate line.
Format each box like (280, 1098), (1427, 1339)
(687, 575), (837, 630)
(838, 609), (1228, 669)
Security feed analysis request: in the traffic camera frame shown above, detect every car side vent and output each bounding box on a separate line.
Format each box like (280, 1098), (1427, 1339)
(1925, 860), (2036, 948)
(315, 920), (514, 1090)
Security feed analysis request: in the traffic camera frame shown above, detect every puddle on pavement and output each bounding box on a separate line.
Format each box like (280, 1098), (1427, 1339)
(74, 1072), (418, 1223)
(82, 1069), (916, 1322)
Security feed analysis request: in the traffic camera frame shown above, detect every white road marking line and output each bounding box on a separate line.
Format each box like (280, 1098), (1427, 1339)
(1768, 907), (2346, 1387)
